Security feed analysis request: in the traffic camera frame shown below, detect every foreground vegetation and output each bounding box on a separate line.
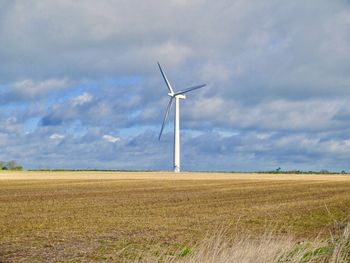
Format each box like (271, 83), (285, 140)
(1, 172), (350, 262)
(147, 222), (350, 263)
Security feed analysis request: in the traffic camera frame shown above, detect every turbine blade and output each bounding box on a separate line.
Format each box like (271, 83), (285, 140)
(158, 62), (174, 94)
(159, 98), (173, 140)
(174, 84), (206, 96)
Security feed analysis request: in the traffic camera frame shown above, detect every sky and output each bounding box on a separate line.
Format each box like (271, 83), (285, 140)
(0, 0), (350, 171)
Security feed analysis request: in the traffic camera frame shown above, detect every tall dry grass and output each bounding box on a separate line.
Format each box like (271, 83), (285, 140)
(136, 222), (350, 263)
(171, 230), (297, 263)
(174, 224), (350, 263)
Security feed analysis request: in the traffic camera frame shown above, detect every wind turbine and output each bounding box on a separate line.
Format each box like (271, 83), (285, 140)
(158, 62), (206, 172)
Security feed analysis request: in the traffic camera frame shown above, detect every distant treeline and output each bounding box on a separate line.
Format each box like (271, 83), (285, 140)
(257, 169), (348, 175)
(28, 169), (156, 172)
(27, 169), (349, 174)
(0, 160), (23, 171)
(195, 169), (348, 174)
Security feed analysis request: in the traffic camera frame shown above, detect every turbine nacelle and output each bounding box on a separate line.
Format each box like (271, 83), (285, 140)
(168, 93), (186, 99)
(175, 94), (186, 99)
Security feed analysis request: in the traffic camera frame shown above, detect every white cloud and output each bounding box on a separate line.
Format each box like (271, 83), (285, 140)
(49, 133), (65, 140)
(71, 92), (93, 106)
(103, 135), (120, 143)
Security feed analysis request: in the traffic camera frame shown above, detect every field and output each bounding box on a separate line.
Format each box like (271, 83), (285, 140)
(1, 171), (350, 262)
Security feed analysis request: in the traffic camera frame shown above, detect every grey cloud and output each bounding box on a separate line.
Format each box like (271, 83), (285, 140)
(40, 85), (144, 127)
(11, 79), (70, 98)
(0, 78), (71, 104)
(41, 92), (94, 126)
(182, 97), (347, 132)
(1, 1), (348, 92)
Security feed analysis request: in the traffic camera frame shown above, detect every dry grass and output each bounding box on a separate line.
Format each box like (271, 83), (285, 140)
(1, 171), (350, 262)
(165, 223), (350, 263)
(136, 223), (350, 263)
(179, 232), (297, 263)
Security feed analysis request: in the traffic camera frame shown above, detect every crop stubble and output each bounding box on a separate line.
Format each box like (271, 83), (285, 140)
(1, 172), (350, 261)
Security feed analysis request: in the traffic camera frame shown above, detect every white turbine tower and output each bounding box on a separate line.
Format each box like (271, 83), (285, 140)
(158, 62), (206, 173)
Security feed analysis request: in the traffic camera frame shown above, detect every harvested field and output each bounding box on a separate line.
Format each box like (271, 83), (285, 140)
(1, 171), (350, 262)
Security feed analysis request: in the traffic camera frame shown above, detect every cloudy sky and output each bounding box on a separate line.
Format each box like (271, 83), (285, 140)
(0, 0), (350, 171)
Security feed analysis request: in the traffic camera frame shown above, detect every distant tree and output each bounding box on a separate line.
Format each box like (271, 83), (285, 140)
(276, 167), (281, 172)
(0, 160), (23, 171)
(6, 160), (17, 170)
(341, 170), (346, 174)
